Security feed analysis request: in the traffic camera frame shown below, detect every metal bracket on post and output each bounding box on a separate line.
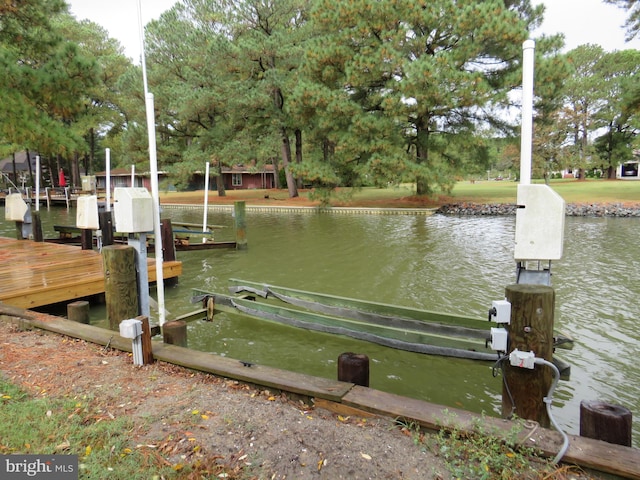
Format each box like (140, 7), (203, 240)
(127, 233), (150, 318)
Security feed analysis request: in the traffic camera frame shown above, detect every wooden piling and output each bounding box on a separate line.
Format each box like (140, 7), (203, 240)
(580, 400), (632, 447)
(338, 352), (370, 387)
(102, 245), (139, 330)
(163, 320), (187, 347)
(137, 315), (154, 365)
(80, 229), (93, 250)
(32, 211), (43, 242)
(234, 201), (247, 250)
(502, 284), (555, 428)
(160, 218), (176, 262)
(99, 211), (113, 247)
(67, 300), (90, 324)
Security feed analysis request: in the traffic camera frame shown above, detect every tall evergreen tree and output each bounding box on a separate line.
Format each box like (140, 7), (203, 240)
(296, 0), (547, 195)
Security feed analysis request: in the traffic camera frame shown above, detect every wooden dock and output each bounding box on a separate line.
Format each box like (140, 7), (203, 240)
(0, 237), (182, 309)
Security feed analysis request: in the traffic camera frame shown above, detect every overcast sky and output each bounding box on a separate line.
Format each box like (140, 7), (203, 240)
(67, 0), (640, 63)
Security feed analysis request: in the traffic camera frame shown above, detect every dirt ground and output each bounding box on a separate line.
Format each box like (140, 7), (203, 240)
(0, 321), (452, 479)
(0, 319), (611, 480)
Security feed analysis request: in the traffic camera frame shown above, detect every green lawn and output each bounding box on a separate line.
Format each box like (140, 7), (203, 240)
(450, 179), (640, 204)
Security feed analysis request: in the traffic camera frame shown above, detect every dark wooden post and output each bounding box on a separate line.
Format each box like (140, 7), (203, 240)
(80, 229), (93, 250)
(67, 300), (90, 324)
(137, 315), (154, 365)
(234, 201), (247, 250)
(99, 211), (113, 247)
(102, 245), (139, 330)
(15, 221), (24, 240)
(338, 352), (370, 387)
(580, 400), (632, 447)
(32, 211), (43, 242)
(502, 284), (555, 428)
(163, 320), (187, 347)
(160, 218), (176, 262)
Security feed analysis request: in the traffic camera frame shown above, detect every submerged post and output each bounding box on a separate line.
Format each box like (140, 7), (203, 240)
(234, 201), (247, 250)
(580, 400), (632, 447)
(502, 284), (555, 427)
(67, 300), (90, 324)
(338, 352), (370, 387)
(163, 320), (187, 347)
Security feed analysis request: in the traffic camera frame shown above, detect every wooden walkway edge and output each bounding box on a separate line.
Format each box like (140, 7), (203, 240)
(0, 305), (637, 479)
(0, 237), (181, 309)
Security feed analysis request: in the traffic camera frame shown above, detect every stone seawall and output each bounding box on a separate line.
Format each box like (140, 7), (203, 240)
(436, 202), (640, 217)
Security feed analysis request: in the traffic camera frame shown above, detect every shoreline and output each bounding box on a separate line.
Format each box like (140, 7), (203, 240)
(435, 202), (640, 217)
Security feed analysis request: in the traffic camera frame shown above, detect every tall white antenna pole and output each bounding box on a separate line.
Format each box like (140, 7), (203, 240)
(35, 155), (40, 212)
(202, 162), (210, 234)
(520, 40), (535, 185)
(105, 148), (111, 212)
(137, 0), (166, 326)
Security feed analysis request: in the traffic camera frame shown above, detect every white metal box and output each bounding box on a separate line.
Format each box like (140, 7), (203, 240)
(119, 319), (142, 339)
(76, 195), (99, 229)
(514, 184), (565, 261)
(4, 193), (28, 221)
(113, 187), (153, 233)
(490, 327), (509, 351)
(81, 175), (96, 192)
(491, 299), (511, 324)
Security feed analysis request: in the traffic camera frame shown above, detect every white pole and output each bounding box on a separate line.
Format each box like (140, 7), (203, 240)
(520, 40), (535, 185)
(202, 161), (210, 234)
(105, 148), (111, 212)
(138, 0), (166, 326)
(131, 165), (135, 187)
(35, 155), (40, 211)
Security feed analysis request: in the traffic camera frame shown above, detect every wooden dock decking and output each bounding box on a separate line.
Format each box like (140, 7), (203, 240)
(0, 237), (182, 309)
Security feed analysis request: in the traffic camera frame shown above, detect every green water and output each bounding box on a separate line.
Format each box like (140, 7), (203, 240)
(2, 206), (639, 444)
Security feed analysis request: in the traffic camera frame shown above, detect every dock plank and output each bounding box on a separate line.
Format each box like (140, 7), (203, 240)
(0, 237), (181, 308)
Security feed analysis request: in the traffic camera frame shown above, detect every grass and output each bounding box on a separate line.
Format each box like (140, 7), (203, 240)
(159, 179), (640, 208)
(394, 413), (594, 480)
(0, 379), (243, 479)
(451, 179), (640, 205)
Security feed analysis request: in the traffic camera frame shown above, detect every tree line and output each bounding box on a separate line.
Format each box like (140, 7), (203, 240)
(1, 0), (639, 198)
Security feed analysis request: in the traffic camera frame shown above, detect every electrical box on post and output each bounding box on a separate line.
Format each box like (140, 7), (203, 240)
(490, 327), (508, 351)
(113, 187), (153, 233)
(490, 299), (511, 324)
(4, 193), (28, 221)
(509, 349), (536, 369)
(514, 184), (565, 261)
(76, 195), (99, 229)
(119, 318), (142, 339)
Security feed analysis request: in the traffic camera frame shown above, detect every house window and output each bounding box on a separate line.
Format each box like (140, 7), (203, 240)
(232, 173), (242, 186)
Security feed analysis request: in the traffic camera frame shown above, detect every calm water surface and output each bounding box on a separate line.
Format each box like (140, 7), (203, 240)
(2, 206), (638, 444)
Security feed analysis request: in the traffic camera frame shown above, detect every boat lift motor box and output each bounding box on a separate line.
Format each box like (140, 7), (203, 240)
(76, 195), (99, 229)
(514, 184), (565, 261)
(4, 193), (29, 222)
(113, 187), (153, 233)
(81, 175), (96, 193)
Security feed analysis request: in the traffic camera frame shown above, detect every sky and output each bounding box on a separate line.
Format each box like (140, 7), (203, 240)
(66, 0), (640, 63)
